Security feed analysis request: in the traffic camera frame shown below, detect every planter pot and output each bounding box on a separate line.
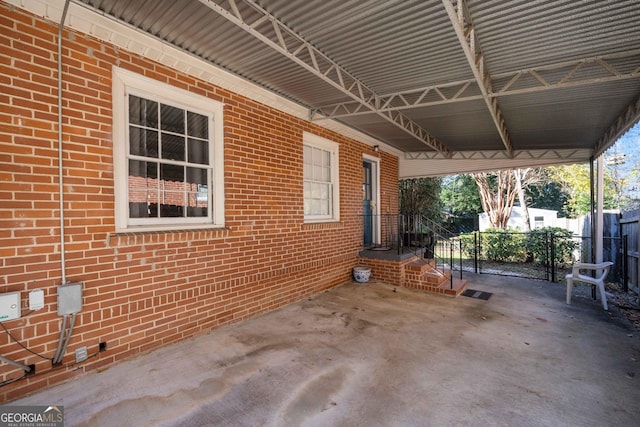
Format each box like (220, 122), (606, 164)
(353, 266), (371, 283)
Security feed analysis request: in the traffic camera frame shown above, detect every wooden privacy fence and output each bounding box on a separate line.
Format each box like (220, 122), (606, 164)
(620, 209), (639, 293)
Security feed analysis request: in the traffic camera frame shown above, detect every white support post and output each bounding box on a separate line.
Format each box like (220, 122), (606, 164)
(596, 155), (604, 264)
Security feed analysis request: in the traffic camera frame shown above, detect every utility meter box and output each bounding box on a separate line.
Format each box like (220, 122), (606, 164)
(0, 291), (21, 321)
(57, 282), (82, 315)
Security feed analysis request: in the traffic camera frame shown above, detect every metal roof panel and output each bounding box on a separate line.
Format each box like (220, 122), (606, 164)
(74, 0), (640, 165)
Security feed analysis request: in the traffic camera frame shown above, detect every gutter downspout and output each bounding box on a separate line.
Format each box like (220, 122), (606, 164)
(58, 0), (71, 284)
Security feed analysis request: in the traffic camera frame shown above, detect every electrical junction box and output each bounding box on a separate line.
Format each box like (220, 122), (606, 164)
(29, 289), (45, 311)
(0, 291), (21, 321)
(57, 282), (83, 315)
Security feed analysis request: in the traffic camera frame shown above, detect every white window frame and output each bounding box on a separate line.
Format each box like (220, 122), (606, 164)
(112, 67), (225, 232)
(303, 132), (340, 223)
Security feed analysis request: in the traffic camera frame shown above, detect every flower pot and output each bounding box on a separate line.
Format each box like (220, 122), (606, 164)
(353, 266), (371, 283)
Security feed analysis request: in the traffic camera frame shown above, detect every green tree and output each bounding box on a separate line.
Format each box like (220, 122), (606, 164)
(547, 163), (617, 217)
(526, 179), (570, 216)
(440, 174), (483, 217)
(399, 177), (442, 221)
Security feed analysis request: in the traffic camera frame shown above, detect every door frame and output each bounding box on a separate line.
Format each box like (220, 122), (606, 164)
(363, 154), (381, 246)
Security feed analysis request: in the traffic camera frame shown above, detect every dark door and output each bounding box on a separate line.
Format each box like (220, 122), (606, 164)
(363, 161), (373, 246)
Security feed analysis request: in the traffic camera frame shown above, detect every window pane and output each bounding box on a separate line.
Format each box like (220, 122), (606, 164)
(324, 165), (331, 182)
(312, 199), (327, 216)
(161, 163), (184, 183)
(303, 145), (312, 163)
(161, 133), (185, 161)
(314, 165), (330, 182)
(303, 181), (311, 215)
(188, 138), (209, 165)
(188, 112), (208, 139)
(187, 167), (208, 217)
(312, 147), (323, 166)
(128, 160), (158, 218)
(129, 127), (158, 158)
(322, 150), (331, 167)
(187, 168), (209, 217)
(161, 104), (185, 134)
(129, 95), (158, 127)
(159, 195), (184, 217)
(186, 167), (207, 186)
(129, 159), (157, 179)
(158, 163), (184, 218)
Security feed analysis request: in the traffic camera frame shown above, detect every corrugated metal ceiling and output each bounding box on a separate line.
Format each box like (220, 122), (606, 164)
(75, 0), (640, 164)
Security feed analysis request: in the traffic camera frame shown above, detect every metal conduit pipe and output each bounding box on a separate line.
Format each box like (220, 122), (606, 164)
(0, 355), (32, 373)
(53, 1), (73, 365)
(52, 314), (68, 364)
(54, 313), (77, 365)
(57, 0), (71, 284)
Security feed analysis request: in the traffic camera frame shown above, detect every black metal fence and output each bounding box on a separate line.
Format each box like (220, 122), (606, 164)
(361, 215), (630, 289)
(460, 230), (627, 286)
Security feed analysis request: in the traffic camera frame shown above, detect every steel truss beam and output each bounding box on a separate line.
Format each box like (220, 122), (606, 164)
(198, 0), (450, 155)
(442, 0), (513, 156)
(405, 149), (588, 161)
(594, 94), (640, 157)
(310, 50), (640, 120)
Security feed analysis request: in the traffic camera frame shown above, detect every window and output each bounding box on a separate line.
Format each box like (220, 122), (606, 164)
(534, 216), (545, 229)
(303, 132), (339, 222)
(113, 68), (224, 231)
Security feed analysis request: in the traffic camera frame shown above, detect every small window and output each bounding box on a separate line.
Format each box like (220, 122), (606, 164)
(113, 68), (224, 231)
(303, 133), (339, 222)
(534, 216), (544, 229)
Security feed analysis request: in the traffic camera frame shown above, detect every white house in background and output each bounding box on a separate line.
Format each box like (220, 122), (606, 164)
(479, 206), (560, 231)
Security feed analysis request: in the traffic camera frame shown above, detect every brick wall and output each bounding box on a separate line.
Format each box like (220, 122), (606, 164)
(357, 256), (417, 287)
(0, 3), (398, 401)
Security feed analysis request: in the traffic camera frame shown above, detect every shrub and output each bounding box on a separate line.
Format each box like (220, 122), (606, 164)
(481, 228), (526, 262)
(525, 227), (578, 267)
(459, 232), (477, 258)
(460, 227), (578, 267)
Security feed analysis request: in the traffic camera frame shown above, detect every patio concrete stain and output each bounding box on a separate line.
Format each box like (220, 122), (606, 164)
(11, 274), (640, 426)
(277, 365), (352, 426)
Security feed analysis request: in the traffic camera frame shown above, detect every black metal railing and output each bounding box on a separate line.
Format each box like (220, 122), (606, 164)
(361, 213), (463, 289)
(406, 214), (463, 289)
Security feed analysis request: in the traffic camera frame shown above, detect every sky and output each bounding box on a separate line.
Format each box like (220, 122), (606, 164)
(605, 121), (640, 203)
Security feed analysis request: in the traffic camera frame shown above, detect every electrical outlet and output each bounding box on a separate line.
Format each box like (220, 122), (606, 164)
(75, 346), (88, 363)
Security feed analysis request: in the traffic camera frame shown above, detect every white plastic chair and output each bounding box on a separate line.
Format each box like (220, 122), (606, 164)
(565, 261), (614, 310)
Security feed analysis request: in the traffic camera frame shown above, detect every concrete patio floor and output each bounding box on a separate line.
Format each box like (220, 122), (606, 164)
(12, 273), (640, 426)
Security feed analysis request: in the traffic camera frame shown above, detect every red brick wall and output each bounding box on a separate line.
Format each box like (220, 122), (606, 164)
(357, 256), (416, 287)
(0, 3), (399, 401)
